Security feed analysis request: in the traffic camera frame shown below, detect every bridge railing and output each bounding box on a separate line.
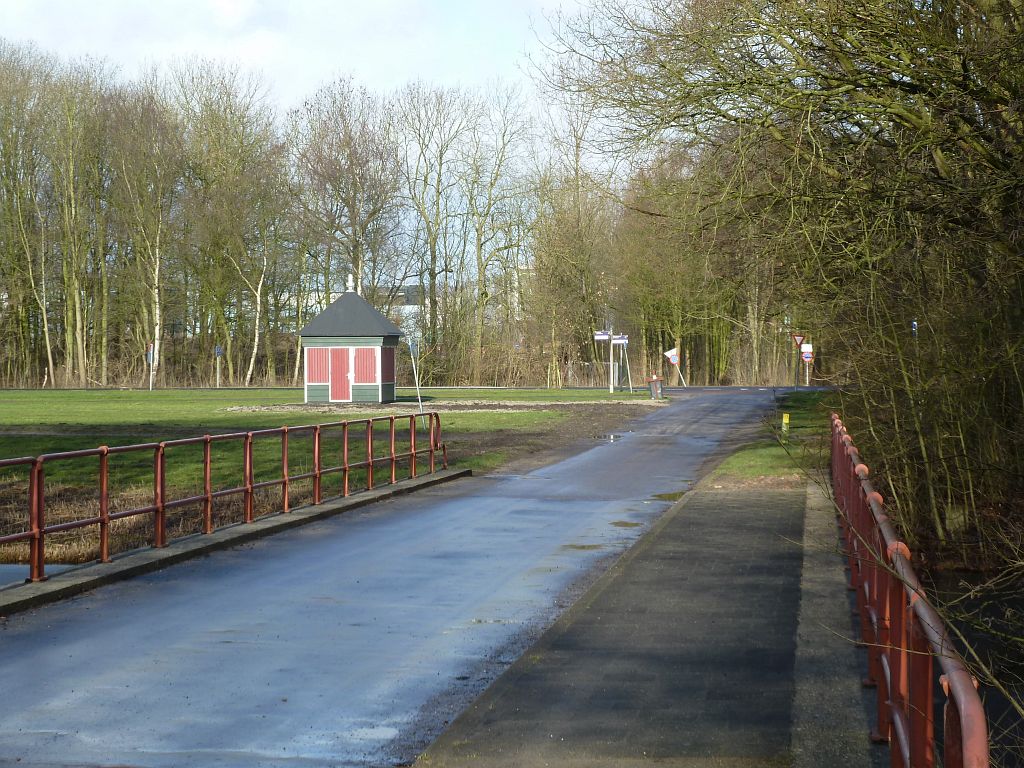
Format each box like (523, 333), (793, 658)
(0, 413), (447, 583)
(831, 414), (988, 768)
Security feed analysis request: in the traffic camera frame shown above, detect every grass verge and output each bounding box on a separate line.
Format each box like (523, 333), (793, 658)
(710, 390), (831, 485)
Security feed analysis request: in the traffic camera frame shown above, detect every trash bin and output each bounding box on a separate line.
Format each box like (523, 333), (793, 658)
(646, 376), (664, 400)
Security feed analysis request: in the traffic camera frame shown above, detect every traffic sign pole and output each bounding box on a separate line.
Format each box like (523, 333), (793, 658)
(799, 342), (814, 387)
(792, 334), (806, 388)
(608, 326), (614, 394)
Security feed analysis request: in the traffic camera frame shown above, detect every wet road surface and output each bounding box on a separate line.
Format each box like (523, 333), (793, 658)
(0, 388), (776, 767)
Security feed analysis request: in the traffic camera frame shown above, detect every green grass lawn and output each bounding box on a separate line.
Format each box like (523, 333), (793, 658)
(711, 390), (832, 480)
(0, 388), (585, 480)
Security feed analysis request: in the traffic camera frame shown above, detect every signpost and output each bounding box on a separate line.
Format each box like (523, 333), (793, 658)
(612, 335), (632, 393)
(791, 333), (805, 387)
(146, 343), (155, 391)
(214, 345), (223, 389)
(663, 348), (687, 387)
(594, 329), (635, 392)
(594, 329), (613, 393)
(800, 342), (814, 387)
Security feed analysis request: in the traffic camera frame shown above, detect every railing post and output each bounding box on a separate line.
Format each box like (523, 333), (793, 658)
(389, 416), (397, 484)
(366, 420), (375, 490)
(28, 458), (46, 582)
(873, 551), (894, 743)
(910, 612), (935, 767)
(99, 446), (110, 563)
(154, 443), (167, 548)
(342, 422), (350, 496)
(281, 426), (290, 514)
(244, 432), (254, 523)
(941, 676), (965, 768)
(203, 436), (213, 534)
(313, 425), (322, 505)
(409, 415), (417, 479)
(429, 413), (436, 473)
(439, 414), (448, 469)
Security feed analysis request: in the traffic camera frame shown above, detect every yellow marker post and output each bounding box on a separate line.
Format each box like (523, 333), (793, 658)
(782, 412), (790, 439)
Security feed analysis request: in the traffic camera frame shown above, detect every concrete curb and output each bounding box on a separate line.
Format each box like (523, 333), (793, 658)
(0, 467), (471, 617)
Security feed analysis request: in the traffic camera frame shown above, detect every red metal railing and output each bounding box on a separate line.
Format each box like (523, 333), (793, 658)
(831, 414), (988, 768)
(0, 413), (447, 583)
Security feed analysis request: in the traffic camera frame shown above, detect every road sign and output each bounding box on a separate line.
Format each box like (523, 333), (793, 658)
(791, 333), (805, 348)
(593, 330), (610, 341)
(800, 342), (813, 354)
(663, 349), (679, 366)
(801, 351), (814, 362)
(214, 345), (223, 358)
(146, 343), (154, 365)
(612, 334), (628, 345)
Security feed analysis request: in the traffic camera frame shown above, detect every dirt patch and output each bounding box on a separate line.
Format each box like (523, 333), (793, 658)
(442, 402), (662, 475)
(223, 399), (665, 476)
(707, 472), (805, 490)
(226, 399), (668, 415)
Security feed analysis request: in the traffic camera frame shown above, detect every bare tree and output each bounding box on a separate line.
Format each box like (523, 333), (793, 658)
(290, 77), (405, 300)
(397, 82), (478, 364)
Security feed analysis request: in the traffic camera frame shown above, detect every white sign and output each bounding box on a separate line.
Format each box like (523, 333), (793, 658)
(800, 342), (813, 353)
(594, 330), (610, 341)
(612, 334), (628, 345)
(802, 351), (814, 362)
(663, 349), (679, 366)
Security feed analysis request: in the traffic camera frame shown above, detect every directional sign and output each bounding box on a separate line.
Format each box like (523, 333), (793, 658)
(593, 330), (611, 341)
(612, 334), (628, 345)
(801, 351), (814, 362)
(791, 333), (805, 348)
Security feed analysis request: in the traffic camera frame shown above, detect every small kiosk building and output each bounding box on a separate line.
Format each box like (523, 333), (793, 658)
(299, 289), (401, 404)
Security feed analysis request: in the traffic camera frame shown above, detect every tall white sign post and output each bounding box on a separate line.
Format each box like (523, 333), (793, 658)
(147, 343), (155, 391)
(613, 334), (631, 393)
(594, 329), (612, 392)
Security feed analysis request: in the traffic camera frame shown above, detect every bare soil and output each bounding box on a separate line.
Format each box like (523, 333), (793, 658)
(230, 399), (669, 474)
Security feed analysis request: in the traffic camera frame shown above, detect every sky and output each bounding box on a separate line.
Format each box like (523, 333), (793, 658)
(1, 0), (582, 110)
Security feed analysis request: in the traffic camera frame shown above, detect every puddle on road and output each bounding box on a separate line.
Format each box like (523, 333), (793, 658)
(561, 543), (604, 551)
(610, 520), (642, 528)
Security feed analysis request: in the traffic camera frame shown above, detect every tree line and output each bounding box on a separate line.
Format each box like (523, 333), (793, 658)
(2, 22), (827, 397)
(545, 2), (1024, 743)
(547, 1), (1024, 734)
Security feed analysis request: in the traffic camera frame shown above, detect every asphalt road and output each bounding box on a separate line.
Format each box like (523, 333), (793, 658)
(0, 387), (777, 768)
